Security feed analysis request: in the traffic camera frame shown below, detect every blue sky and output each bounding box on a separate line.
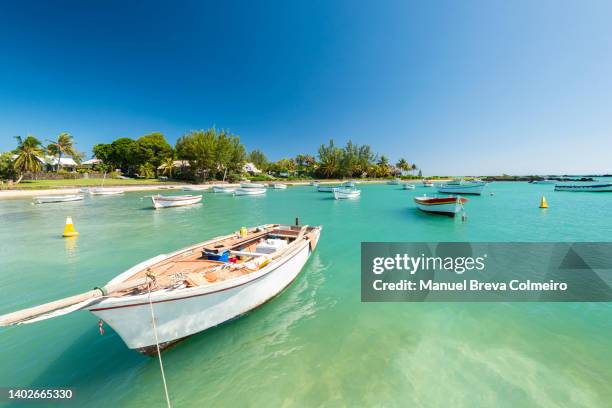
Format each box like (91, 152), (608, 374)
(1, 0), (611, 175)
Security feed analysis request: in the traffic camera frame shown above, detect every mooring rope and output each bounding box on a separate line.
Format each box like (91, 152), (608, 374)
(147, 278), (172, 408)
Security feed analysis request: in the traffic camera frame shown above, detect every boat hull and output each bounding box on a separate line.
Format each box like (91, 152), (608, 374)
(270, 183), (287, 189)
(333, 189), (361, 199)
(88, 238), (315, 351)
(437, 183), (485, 195)
(240, 183), (266, 188)
(151, 195), (202, 209)
(182, 185), (210, 191)
(317, 185), (341, 192)
(555, 183), (612, 192)
(414, 196), (467, 216)
(34, 195), (84, 204)
(212, 186), (236, 193)
(234, 188), (266, 196)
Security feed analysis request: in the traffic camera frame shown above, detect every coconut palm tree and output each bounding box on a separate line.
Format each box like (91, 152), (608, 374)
(396, 158), (410, 176)
(138, 163), (155, 179)
(159, 157), (175, 178)
(411, 163), (418, 175)
(13, 135), (44, 183)
(47, 132), (78, 171)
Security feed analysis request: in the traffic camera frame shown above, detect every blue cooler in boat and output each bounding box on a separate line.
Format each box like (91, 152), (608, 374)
(203, 249), (229, 262)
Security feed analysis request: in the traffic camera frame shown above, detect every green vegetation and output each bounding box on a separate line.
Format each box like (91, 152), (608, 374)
(12, 178), (175, 190)
(2, 127), (422, 187)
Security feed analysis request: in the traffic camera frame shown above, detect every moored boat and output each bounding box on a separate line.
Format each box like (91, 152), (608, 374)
(0, 224), (322, 354)
(182, 185), (210, 191)
(387, 178), (401, 185)
(151, 194), (202, 209)
(317, 185), (341, 192)
(414, 196), (468, 216)
(333, 188), (361, 200)
(437, 179), (485, 195)
(212, 185), (236, 193)
(422, 180), (435, 187)
(240, 182), (266, 188)
(234, 187), (267, 196)
(34, 194), (84, 204)
(342, 181), (355, 188)
(270, 183), (287, 189)
(554, 182), (612, 192)
(89, 188), (124, 196)
(531, 179), (557, 184)
(403, 183), (416, 190)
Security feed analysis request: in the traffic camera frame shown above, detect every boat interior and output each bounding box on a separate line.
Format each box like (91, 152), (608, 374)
(114, 224), (318, 296)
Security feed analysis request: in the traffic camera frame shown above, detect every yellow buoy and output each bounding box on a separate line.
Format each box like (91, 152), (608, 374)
(62, 216), (80, 237)
(539, 195), (548, 209)
(239, 226), (247, 238)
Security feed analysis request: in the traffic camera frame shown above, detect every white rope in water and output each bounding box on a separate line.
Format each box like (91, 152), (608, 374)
(147, 281), (172, 408)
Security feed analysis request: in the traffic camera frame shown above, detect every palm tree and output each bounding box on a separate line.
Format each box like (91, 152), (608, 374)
(159, 157), (175, 178)
(396, 158), (410, 176)
(13, 135), (44, 183)
(47, 132), (78, 171)
(411, 163), (418, 176)
(138, 163), (155, 179)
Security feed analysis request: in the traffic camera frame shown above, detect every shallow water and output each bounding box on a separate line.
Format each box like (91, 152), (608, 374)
(0, 182), (611, 407)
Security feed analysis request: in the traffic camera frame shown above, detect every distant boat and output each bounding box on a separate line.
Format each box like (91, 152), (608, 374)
(34, 195), (84, 204)
(240, 182), (266, 189)
(342, 181), (355, 187)
(89, 188), (124, 196)
(333, 188), (361, 200)
(270, 183), (287, 189)
(422, 179), (435, 187)
(437, 179), (485, 195)
(532, 179), (557, 184)
(79, 187), (90, 193)
(182, 185), (210, 191)
(212, 185), (236, 193)
(554, 183), (612, 192)
(318, 185), (341, 192)
(403, 183), (416, 190)
(151, 194), (202, 209)
(310, 181), (320, 186)
(234, 188), (267, 196)
(414, 196), (467, 216)
(387, 178), (401, 185)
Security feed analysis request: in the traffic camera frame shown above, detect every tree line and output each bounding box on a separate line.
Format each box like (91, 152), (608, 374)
(2, 128), (419, 182)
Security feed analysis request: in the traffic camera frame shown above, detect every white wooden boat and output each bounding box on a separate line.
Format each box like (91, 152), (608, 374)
(317, 185), (341, 192)
(240, 182), (266, 188)
(270, 183), (287, 189)
(333, 188), (361, 200)
(151, 194), (202, 209)
(212, 185), (236, 193)
(422, 180), (435, 187)
(89, 188), (124, 196)
(182, 185), (210, 191)
(0, 224), (322, 354)
(554, 183), (612, 192)
(403, 183), (416, 190)
(387, 178), (401, 185)
(532, 179), (556, 184)
(234, 188), (267, 196)
(437, 179), (485, 195)
(414, 196), (467, 216)
(34, 194), (84, 204)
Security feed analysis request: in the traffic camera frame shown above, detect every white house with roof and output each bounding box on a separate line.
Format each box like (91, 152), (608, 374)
(11, 154), (78, 171)
(243, 162), (261, 174)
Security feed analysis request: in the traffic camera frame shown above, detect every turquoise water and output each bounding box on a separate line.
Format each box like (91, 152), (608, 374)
(1, 182), (611, 407)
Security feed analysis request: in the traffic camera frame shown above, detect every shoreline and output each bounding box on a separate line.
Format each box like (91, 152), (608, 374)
(0, 179), (451, 200)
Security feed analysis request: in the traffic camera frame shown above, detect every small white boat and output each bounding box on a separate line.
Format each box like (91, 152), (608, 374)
(212, 185), (236, 193)
(0, 224), (322, 354)
(342, 181), (355, 188)
(234, 188), (267, 196)
(79, 187), (90, 193)
(270, 183), (287, 189)
(532, 179), (557, 184)
(151, 194), (202, 209)
(317, 185), (341, 192)
(554, 183), (612, 192)
(333, 188), (361, 200)
(414, 196), (467, 216)
(182, 185), (210, 191)
(310, 181), (320, 186)
(34, 194), (84, 204)
(240, 182), (266, 189)
(403, 183), (416, 190)
(422, 180), (435, 187)
(89, 188), (124, 196)
(387, 178), (401, 185)
(437, 179), (485, 195)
